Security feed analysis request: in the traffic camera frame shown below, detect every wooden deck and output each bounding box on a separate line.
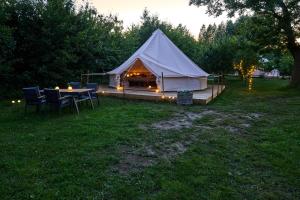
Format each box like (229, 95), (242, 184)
(96, 85), (225, 105)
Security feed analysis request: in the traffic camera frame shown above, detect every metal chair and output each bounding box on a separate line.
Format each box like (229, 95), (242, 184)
(44, 89), (72, 113)
(23, 86), (46, 112)
(68, 82), (81, 89)
(86, 83), (100, 105)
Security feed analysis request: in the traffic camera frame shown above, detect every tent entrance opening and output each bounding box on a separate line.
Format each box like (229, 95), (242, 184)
(122, 59), (157, 89)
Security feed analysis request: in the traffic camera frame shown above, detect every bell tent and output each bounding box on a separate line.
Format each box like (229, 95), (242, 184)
(265, 69), (280, 78)
(108, 29), (209, 91)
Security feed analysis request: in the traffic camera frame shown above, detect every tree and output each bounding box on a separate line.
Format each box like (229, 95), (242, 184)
(190, 0), (300, 86)
(198, 37), (237, 74)
(0, 0), (126, 98)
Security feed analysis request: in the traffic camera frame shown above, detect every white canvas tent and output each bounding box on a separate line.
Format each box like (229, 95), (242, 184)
(265, 69), (280, 78)
(252, 69), (265, 78)
(108, 29), (209, 91)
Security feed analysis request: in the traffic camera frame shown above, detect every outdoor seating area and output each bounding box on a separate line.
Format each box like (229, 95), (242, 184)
(22, 83), (100, 115)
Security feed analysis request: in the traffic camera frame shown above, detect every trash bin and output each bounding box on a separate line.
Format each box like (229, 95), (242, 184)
(177, 90), (193, 105)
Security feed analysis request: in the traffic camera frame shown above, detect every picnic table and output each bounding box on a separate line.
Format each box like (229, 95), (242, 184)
(59, 88), (94, 114)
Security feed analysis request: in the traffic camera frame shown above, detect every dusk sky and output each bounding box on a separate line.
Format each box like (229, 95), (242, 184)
(82, 0), (228, 37)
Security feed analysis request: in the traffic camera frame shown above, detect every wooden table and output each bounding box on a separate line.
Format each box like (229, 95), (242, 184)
(60, 89), (94, 114)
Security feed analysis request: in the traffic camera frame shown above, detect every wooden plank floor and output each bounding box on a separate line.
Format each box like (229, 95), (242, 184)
(96, 85), (225, 105)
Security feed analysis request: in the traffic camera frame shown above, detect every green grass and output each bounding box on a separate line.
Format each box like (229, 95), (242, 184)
(0, 78), (299, 199)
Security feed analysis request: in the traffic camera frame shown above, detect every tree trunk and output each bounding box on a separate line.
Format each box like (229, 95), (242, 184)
(291, 48), (300, 87)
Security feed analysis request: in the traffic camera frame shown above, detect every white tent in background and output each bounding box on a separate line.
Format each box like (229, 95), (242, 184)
(265, 69), (280, 78)
(252, 69), (265, 78)
(108, 29), (209, 91)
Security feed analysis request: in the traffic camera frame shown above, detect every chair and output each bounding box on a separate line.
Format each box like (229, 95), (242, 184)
(68, 82), (81, 89)
(23, 86), (46, 112)
(44, 89), (72, 113)
(86, 83), (100, 105)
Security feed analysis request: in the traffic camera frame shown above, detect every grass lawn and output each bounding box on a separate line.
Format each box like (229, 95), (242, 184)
(0, 78), (299, 199)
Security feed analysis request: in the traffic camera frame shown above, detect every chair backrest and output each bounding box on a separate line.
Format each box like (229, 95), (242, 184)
(86, 83), (98, 92)
(23, 87), (40, 102)
(68, 82), (81, 89)
(44, 89), (61, 103)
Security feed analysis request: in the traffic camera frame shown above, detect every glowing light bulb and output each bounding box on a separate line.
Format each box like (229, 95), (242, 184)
(17, 100), (21, 103)
(67, 86), (72, 91)
(11, 100), (15, 104)
(55, 86), (59, 90)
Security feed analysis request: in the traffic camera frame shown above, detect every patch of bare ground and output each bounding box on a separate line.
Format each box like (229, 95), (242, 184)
(113, 110), (263, 175)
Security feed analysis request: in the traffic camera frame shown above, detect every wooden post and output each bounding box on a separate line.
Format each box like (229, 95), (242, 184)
(161, 72), (165, 97)
(122, 82), (125, 99)
(121, 74), (125, 100)
(217, 75), (220, 96)
(86, 70), (90, 84)
(211, 76), (214, 100)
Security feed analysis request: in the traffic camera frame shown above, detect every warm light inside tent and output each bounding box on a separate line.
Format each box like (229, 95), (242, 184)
(148, 86), (152, 89)
(155, 89), (159, 93)
(117, 86), (123, 90)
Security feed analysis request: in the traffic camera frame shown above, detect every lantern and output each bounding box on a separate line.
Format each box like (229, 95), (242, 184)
(117, 86), (123, 91)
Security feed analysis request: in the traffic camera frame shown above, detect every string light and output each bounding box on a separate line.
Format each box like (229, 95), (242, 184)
(234, 60), (256, 91)
(11, 100), (15, 104)
(17, 100), (21, 103)
(55, 86), (59, 90)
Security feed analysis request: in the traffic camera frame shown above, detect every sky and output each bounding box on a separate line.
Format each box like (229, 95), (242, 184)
(79, 0), (228, 38)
